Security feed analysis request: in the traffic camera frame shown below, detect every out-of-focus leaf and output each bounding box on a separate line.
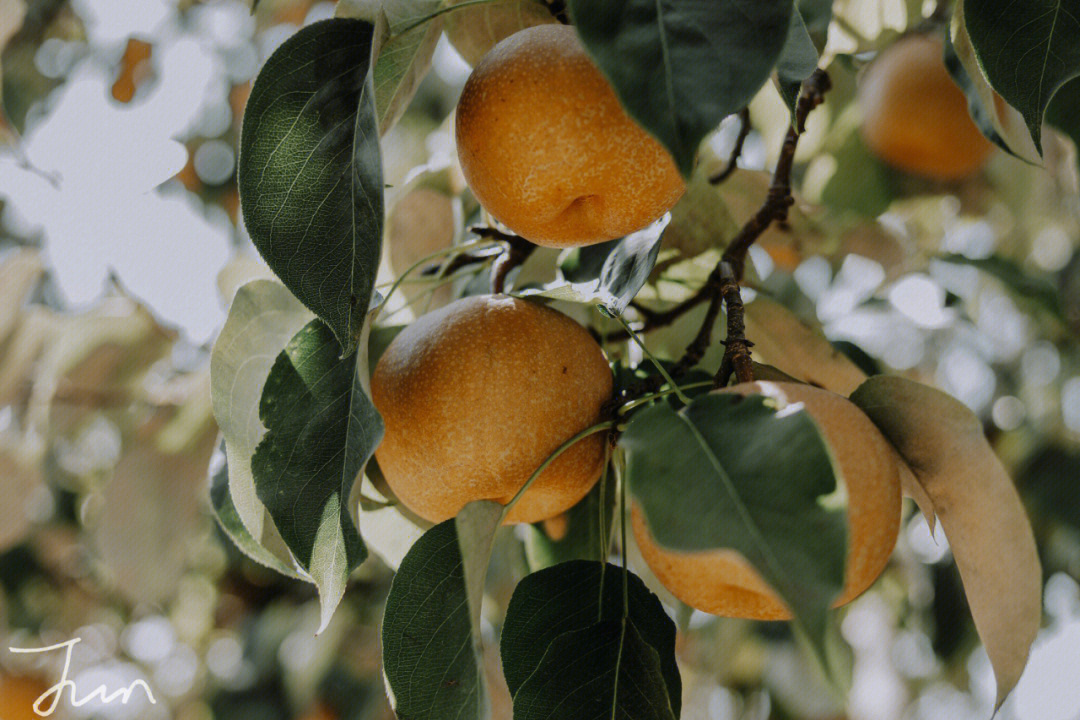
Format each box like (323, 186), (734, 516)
(443, 0), (558, 66)
(1, 0), (69, 133)
(337, 0), (443, 134)
(215, 253), (275, 307)
(239, 19), (383, 355)
(743, 296), (867, 396)
(1045, 76), (1080, 175)
(0, 306), (56, 406)
(620, 392), (845, 670)
(820, 128), (894, 217)
(656, 166), (739, 263)
(963, 0), (1080, 154)
(568, 0), (794, 177)
(501, 561), (681, 716)
(210, 279), (313, 568)
(850, 376), (1041, 707)
(0, 248), (43, 342)
(27, 295), (175, 435)
(357, 503), (425, 570)
(93, 395), (220, 605)
(252, 319), (383, 630)
(382, 514), (499, 720)
(534, 214), (669, 315)
(0, 433), (41, 552)
(937, 253), (1064, 321)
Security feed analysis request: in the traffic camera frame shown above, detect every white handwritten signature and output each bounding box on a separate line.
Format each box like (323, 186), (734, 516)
(8, 638), (157, 717)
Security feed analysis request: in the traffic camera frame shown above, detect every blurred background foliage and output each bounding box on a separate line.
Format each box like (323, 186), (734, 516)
(0, 0), (1076, 719)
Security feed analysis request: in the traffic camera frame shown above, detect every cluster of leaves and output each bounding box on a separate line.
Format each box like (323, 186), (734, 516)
(209, 0), (1077, 718)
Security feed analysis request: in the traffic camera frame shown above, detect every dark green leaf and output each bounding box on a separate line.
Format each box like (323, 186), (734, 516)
(239, 19), (384, 355)
(208, 453), (303, 579)
(367, 323), (406, 370)
(776, 9), (819, 114)
(524, 469), (615, 570)
(963, 0), (1080, 153)
(253, 319), (384, 629)
(502, 560), (680, 717)
(620, 392), (845, 656)
(537, 214), (669, 314)
(568, 0), (795, 177)
(937, 253), (1064, 320)
(513, 621), (676, 720)
(797, 0), (833, 46)
(382, 519), (491, 720)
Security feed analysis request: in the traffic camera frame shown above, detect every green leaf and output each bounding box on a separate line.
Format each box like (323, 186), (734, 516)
(382, 517), (497, 720)
(797, 0), (832, 46)
(937, 253), (1064, 321)
(210, 279), (314, 572)
(337, 0), (445, 134)
(776, 8), (819, 114)
(501, 560), (680, 717)
(620, 392), (845, 658)
(567, 0), (795, 177)
(1, 0), (60, 134)
(820, 129), (894, 217)
(524, 469), (615, 570)
(239, 19), (384, 355)
(513, 621), (676, 720)
(534, 214), (669, 314)
(209, 454), (303, 578)
(963, 0), (1080, 153)
(252, 319), (384, 630)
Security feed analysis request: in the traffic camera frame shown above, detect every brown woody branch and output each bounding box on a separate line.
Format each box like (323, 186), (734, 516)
(490, 232), (537, 294)
(612, 70), (831, 402)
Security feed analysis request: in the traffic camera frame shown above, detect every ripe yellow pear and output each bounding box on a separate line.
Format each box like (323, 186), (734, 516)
(633, 381), (903, 620)
(859, 34), (993, 180)
(0, 675), (51, 720)
(371, 294), (613, 524)
(455, 25), (685, 248)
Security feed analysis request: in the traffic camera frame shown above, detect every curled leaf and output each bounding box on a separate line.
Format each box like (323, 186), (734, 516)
(850, 375), (1041, 707)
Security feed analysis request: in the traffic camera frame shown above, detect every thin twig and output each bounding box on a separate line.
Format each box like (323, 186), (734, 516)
(610, 70), (832, 397)
(491, 234), (536, 294)
(721, 69), (831, 281)
(709, 108), (751, 185)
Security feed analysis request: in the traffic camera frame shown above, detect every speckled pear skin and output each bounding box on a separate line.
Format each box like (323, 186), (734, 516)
(455, 24), (685, 248)
(634, 381), (903, 620)
(371, 294), (613, 524)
